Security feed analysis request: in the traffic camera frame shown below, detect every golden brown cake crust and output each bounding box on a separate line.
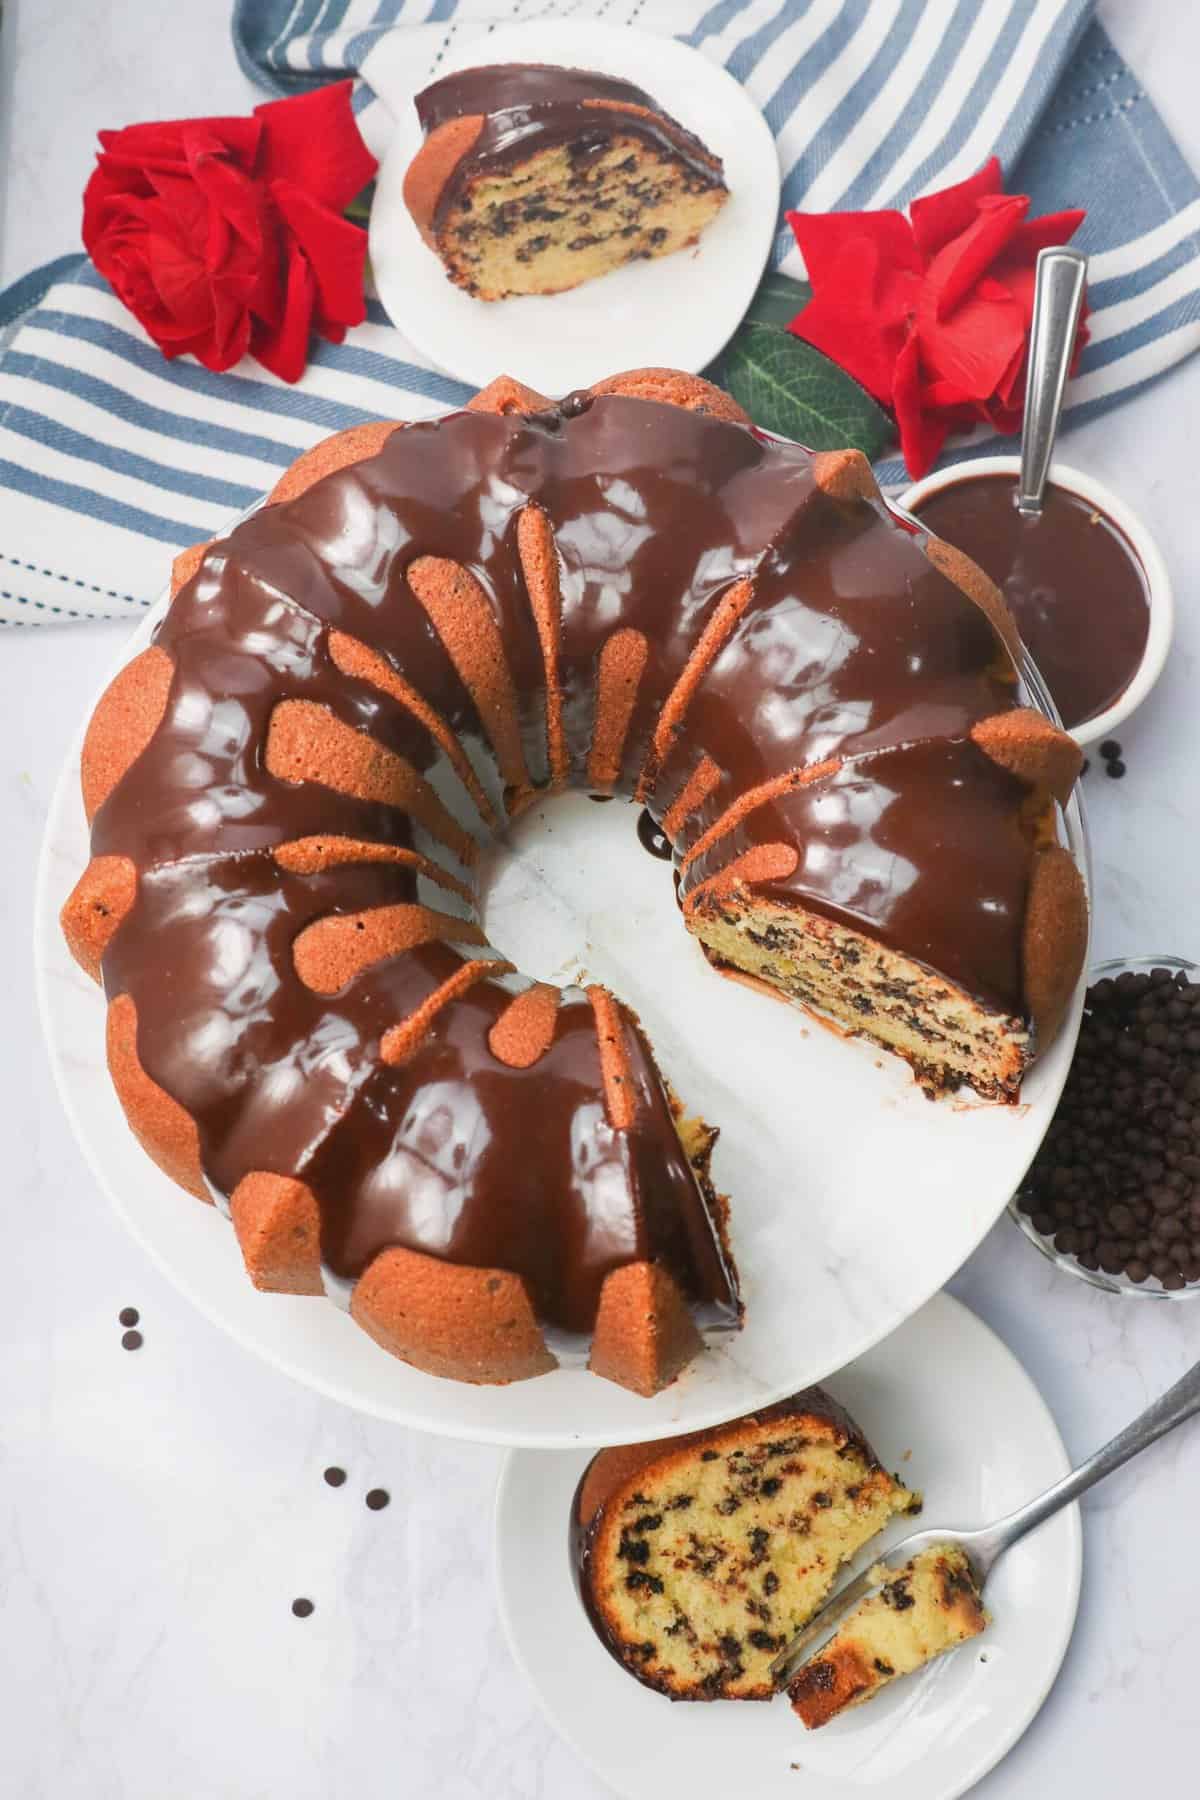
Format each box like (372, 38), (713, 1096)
(106, 994), (208, 1202)
(350, 1246), (557, 1383)
(402, 114), (487, 250)
(230, 1172), (324, 1295)
(79, 645), (174, 823)
(788, 1547), (988, 1727)
(588, 1261), (702, 1397)
(60, 855), (136, 984)
(589, 368), (748, 423)
(575, 1386), (885, 1528)
(575, 1390), (915, 1700)
(1023, 843), (1088, 1047)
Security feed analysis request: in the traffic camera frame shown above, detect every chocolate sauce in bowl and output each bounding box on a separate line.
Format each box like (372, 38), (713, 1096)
(912, 475), (1150, 730)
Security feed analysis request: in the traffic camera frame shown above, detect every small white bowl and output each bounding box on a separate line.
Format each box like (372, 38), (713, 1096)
(898, 454), (1173, 749)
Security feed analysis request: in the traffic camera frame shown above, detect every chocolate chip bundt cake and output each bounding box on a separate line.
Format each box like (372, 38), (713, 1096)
(61, 366), (1086, 1396)
(403, 65), (729, 299)
(788, 1543), (989, 1727)
(571, 1389), (921, 1699)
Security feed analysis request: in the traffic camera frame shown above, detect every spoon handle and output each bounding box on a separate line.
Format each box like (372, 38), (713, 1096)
(1016, 246), (1088, 516)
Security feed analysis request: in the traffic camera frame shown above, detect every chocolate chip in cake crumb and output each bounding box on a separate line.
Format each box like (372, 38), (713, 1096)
(617, 1534), (651, 1565)
(700, 1449), (719, 1461)
(649, 227), (668, 245)
(748, 1526), (769, 1561)
(569, 235), (600, 250)
(716, 1494), (742, 1515)
(763, 1570), (780, 1596)
(810, 1491), (832, 1509)
(668, 1494), (694, 1510)
(882, 1578), (915, 1610)
(630, 1513), (662, 1533)
(760, 1477), (782, 1497)
(874, 1657), (895, 1675)
(749, 1629), (781, 1651)
(625, 1570), (664, 1595)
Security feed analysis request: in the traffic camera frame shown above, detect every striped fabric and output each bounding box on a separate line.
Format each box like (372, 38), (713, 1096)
(1, 3), (1197, 623)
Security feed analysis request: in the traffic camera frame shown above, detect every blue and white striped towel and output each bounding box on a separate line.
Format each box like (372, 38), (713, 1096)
(1, 1), (1198, 624)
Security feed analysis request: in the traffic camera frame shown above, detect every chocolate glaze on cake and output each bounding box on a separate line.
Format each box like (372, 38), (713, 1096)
(414, 64), (723, 229)
(64, 370), (1086, 1393)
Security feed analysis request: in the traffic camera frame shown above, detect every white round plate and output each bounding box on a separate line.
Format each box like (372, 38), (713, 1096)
(495, 1293), (1081, 1800)
(36, 592), (1088, 1449)
(367, 20), (780, 391)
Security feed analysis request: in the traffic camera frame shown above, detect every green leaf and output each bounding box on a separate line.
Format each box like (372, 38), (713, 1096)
(743, 270), (811, 329)
(717, 322), (894, 457)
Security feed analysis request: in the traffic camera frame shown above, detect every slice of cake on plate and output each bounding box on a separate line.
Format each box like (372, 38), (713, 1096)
(572, 1388), (921, 1700)
(404, 64), (729, 299)
(787, 1543), (990, 1728)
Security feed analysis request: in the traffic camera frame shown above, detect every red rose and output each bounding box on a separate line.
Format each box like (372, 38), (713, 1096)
(82, 82), (376, 383)
(786, 159), (1088, 478)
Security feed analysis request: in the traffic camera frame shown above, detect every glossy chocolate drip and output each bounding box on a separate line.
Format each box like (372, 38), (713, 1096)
(680, 742), (1032, 1013)
(637, 808), (672, 859)
(912, 475), (1150, 730)
(92, 394), (1038, 1346)
(414, 63), (723, 227)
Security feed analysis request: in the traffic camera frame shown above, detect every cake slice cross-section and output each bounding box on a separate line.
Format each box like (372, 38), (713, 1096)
(787, 1543), (989, 1728)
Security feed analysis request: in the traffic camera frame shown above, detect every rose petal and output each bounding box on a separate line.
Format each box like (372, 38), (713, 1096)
(909, 157), (1003, 258)
(269, 178), (368, 333)
(1005, 207), (1086, 260)
(789, 234), (921, 405)
(927, 192), (1028, 319)
(255, 81), (376, 213)
(893, 332), (948, 479)
(917, 278), (1027, 400)
(787, 205), (921, 290)
(252, 240), (315, 383)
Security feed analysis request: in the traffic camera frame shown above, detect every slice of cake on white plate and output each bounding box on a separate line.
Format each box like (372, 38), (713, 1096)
(787, 1543), (989, 1728)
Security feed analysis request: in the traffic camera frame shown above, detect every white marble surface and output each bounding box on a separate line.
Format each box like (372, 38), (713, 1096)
(2, 2), (1200, 1794)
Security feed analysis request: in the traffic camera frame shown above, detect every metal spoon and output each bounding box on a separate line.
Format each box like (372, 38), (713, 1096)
(1015, 244), (1088, 516)
(770, 1351), (1200, 1689)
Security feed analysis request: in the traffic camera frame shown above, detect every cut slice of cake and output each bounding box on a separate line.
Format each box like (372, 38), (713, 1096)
(788, 1544), (989, 1728)
(404, 64), (729, 300)
(572, 1390), (921, 1700)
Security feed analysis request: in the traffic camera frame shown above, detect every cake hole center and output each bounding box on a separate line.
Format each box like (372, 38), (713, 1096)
(477, 791), (675, 995)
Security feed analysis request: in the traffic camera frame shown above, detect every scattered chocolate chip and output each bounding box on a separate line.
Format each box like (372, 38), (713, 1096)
(1081, 759), (1090, 775)
(323, 1466), (346, 1488)
(118, 1306), (139, 1328)
(121, 1329), (143, 1351)
(291, 1598), (314, 1618)
(1100, 740), (1122, 760)
(365, 1488), (390, 1511)
(1105, 759), (1127, 779)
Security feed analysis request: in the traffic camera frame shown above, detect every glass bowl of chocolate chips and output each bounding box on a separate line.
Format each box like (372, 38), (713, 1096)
(1012, 957), (1200, 1298)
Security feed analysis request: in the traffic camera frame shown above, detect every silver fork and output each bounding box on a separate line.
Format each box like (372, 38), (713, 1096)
(770, 1355), (1200, 1689)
